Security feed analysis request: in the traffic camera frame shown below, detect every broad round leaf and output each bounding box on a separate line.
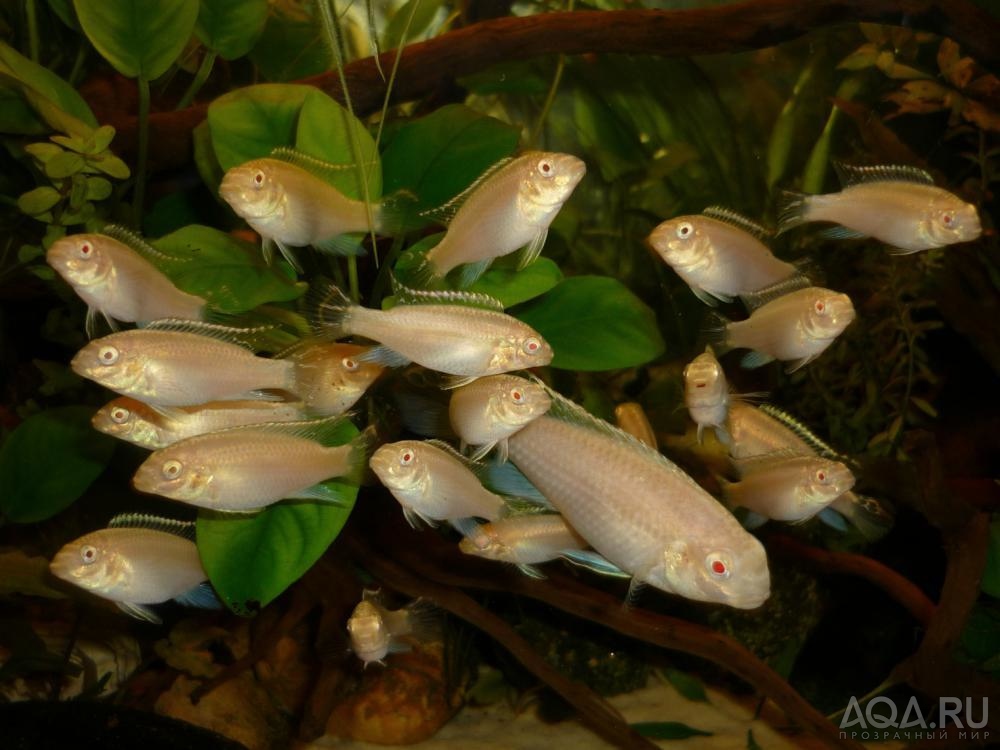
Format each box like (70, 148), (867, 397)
(468, 258), (564, 308)
(196, 421), (361, 613)
(208, 83), (312, 170)
(74, 0), (199, 80)
(196, 0), (269, 61)
(0, 407), (116, 523)
(514, 276), (666, 371)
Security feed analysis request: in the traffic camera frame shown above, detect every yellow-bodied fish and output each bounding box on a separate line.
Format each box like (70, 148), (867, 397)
(347, 591), (438, 667)
(457, 514), (587, 578)
(286, 342), (384, 416)
(46, 228), (206, 336)
(416, 152), (585, 287)
(778, 163), (981, 253)
(132, 416), (368, 512)
(49, 514), (218, 623)
(448, 374), (552, 461)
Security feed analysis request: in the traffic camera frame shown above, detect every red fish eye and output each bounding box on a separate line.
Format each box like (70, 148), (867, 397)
(711, 559), (727, 576)
(943, 214), (953, 225)
(539, 161), (552, 174)
(81, 545), (97, 564)
(676, 222), (693, 239)
(817, 470), (826, 482)
(511, 390), (523, 403)
(401, 451), (413, 465)
(253, 172), (264, 185)
(342, 357), (358, 371)
(815, 301), (826, 313)
(80, 242), (92, 256)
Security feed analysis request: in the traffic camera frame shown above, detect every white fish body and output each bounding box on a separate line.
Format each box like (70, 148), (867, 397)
(318, 284), (552, 377)
(683, 346), (731, 443)
(347, 593), (435, 667)
(286, 342), (384, 416)
(49, 514), (212, 623)
(723, 455), (855, 524)
(778, 164), (981, 253)
(46, 231), (206, 334)
(448, 375), (552, 460)
(458, 514), (586, 565)
(92, 397), (308, 450)
(507, 399), (770, 609)
(647, 209), (797, 304)
(131, 417), (364, 511)
(370, 440), (507, 526)
(714, 286), (855, 371)
(422, 152), (586, 284)
(70, 324), (297, 407)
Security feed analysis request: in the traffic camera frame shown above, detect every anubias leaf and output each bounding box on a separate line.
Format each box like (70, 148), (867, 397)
(196, 0), (269, 61)
(0, 407), (115, 523)
(196, 422), (360, 613)
(208, 83), (312, 171)
(513, 276), (665, 371)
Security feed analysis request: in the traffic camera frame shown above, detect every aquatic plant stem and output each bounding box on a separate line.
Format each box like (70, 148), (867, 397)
(529, 0), (575, 146)
(176, 50), (216, 110)
(133, 75), (150, 227)
(25, 0), (39, 63)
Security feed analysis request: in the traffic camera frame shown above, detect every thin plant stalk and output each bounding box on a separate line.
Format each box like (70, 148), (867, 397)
(133, 75), (151, 226)
(176, 50), (217, 110)
(374, 0), (421, 152)
(530, 0), (575, 146)
(25, 0), (39, 63)
(68, 44), (87, 88)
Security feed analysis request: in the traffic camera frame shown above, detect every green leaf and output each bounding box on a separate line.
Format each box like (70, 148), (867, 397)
(631, 722), (712, 740)
(514, 276), (665, 371)
(74, 0), (199, 80)
(0, 407), (115, 523)
(0, 86), (46, 134)
(468, 258), (564, 308)
(193, 120), (224, 194)
(17, 245), (43, 263)
(86, 125), (116, 154)
(383, 0), (445, 51)
(248, 6), (328, 82)
(661, 667), (708, 703)
(69, 174), (88, 209)
(152, 225), (306, 313)
(983, 520), (1000, 598)
(380, 104), (520, 226)
(44, 150), (85, 179)
(86, 151), (130, 179)
(84, 176), (112, 201)
(207, 83), (312, 170)
(295, 89), (381, 200)
(24, 142), (63, 163)
(196, 422), (360, 613)
(17, 187), (62, 216)
(196, 0), (269, 60)
(0, 41), (97, 128)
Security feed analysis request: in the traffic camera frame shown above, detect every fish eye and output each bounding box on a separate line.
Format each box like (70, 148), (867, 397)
(814, 300), (827, 314)
(399, 449), (415, 466)
(341, 357), (359, 372)
(522, 337), (542, 355)
(676, 222), (694, 240)
(110, 406), (131, 424)
(252, 171), (265, 187)
(815, 469), (828, 483)
(79, 242), (93, 258)
(537, 159), (554, 176)
(942, 213), (953, 225)
(97, 345), (119, 365)
(162, 459), (183, 479)
(80, 545), (98, 565)
(706, 554), (730, 579)
(509, 388), (525, 404)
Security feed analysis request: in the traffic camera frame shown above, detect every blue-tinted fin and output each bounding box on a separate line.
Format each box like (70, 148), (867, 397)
(108, 513), (196, 541)
(701, 206), (772, 241)
(624, 579), (646, 608)
(560, 549), (630, 579)
(776, 190), (810, 235)
(817, 225), (868, 241)
(358, 345), (411, 368)
(833, 161), (934, 187)
(116, 601), (162, 624)
(174, 581), (222, 609)
(289, 481), (353, 504)
(517, 563), (546, 579)
(740, 350), (775, 369)
(449, 516), (481, 538)
(741, 510), (769, 530)
(314, 232), (367, 257)
(386, 640), (411, 655)
(517, 229), (548, 271)
(817, 507), (849, 532)
(454, 259), (492, 289)
(476, 456), (549, 505)
(390, 277), (505, 312)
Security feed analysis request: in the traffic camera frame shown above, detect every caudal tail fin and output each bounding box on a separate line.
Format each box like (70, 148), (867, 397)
(776, 190), (812, 235)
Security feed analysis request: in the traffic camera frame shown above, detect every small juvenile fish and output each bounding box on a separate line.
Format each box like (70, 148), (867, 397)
(347, 591), (437, 667)
(417, 152), (586, 286)
(316, 283), (552, 380)
(46, 229), (206, 336)
(708, 286), (855, 372)
(684, 346), (731, 444)
(370, 439), (508, 527)
(287, 342), (384, 416)
(219, 150), (384, 268)
(778, 163), (981, 253)
(92, 397), (308, 450)
(458, 514), (587, 577)
(71, 321), (298, 408)
(720, 455), (855, 527)
(49, 514), (218, 623)
(647, 208), (798, 305)
(449, 375), (552, 461)
(132, 416), (368, 512)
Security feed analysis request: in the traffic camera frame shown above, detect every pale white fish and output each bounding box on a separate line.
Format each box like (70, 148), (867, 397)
(683, 346), (731, 444)
(448, 375), (552, 461)
(70, 321), (298, 408)
(49, 514), (218, 624)
(92, 397), (308, 450)
(708, 286), (855, 372)
(778, 163), (981, 253)
(132, 416), (368, 512)
(647, 207), (798, 305)
(347, 591), (437, 667)
(46, 229), (206, 336)
(315, 283), (552, 380)
(458, 515), (587, 578)
(417, 152), (586, 287)
(286, 342), (385, 416)
(369, 439), (507, 527)
(219, 149), (383, 268)
(721, 455), (855, 526)
(505, 393), (770, 609)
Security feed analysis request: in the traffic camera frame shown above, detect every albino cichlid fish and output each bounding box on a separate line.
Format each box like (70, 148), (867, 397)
(49, 514), (218, 623)
(315, 282), (552, 381)
(71, 321), (298, 408)
(647, 207), (798, 305)
(684, 346), (732, 444)
(286, 342), (385, 416)
(448, 374), (552, 461)
(707, 286), (855, 372)
(370, 439), (508, 527)
(457, 514), (587, 578)
(720, 454), (855, 528)
(504, 392), (770, 609)
(347, 591), (438, 667)
(219, 149), (384, 269)
(415, 152), (586, 287)
(46, 228), (206, 336)
(132, 416), (368, 512)
(92, 397), (308, 450)
(778, 163), (981, 253)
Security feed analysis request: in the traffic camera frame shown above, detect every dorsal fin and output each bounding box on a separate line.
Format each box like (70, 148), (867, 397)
(216, 414), (356, 447)
(833, 162), (935, 187)
(425, 438), (482, 468)
(758, 403), (848, 461)
(739, 273), (814, 311)
(269, 147), (362, 185)
(702, 206), (772, 241)
(108, 513), (195, 541)
(390, 277), (504, 312)
(418, 156), (517, 225)
(101, 224), (187, 265)
(141, 319), (278, 351)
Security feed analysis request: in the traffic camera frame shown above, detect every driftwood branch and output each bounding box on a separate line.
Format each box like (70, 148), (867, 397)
(103, 0), (1000, 173)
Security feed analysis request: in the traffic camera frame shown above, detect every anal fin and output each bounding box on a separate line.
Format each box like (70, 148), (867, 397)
(454, 260), (492, 289)
(314, 233), (367, 257)
(516, 229), (547, 270)
(174, 581), (222, 609)
(116, 601), (163, 624)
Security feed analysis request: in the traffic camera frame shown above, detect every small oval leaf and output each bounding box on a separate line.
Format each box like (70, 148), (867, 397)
(17, 186), (62, 215)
